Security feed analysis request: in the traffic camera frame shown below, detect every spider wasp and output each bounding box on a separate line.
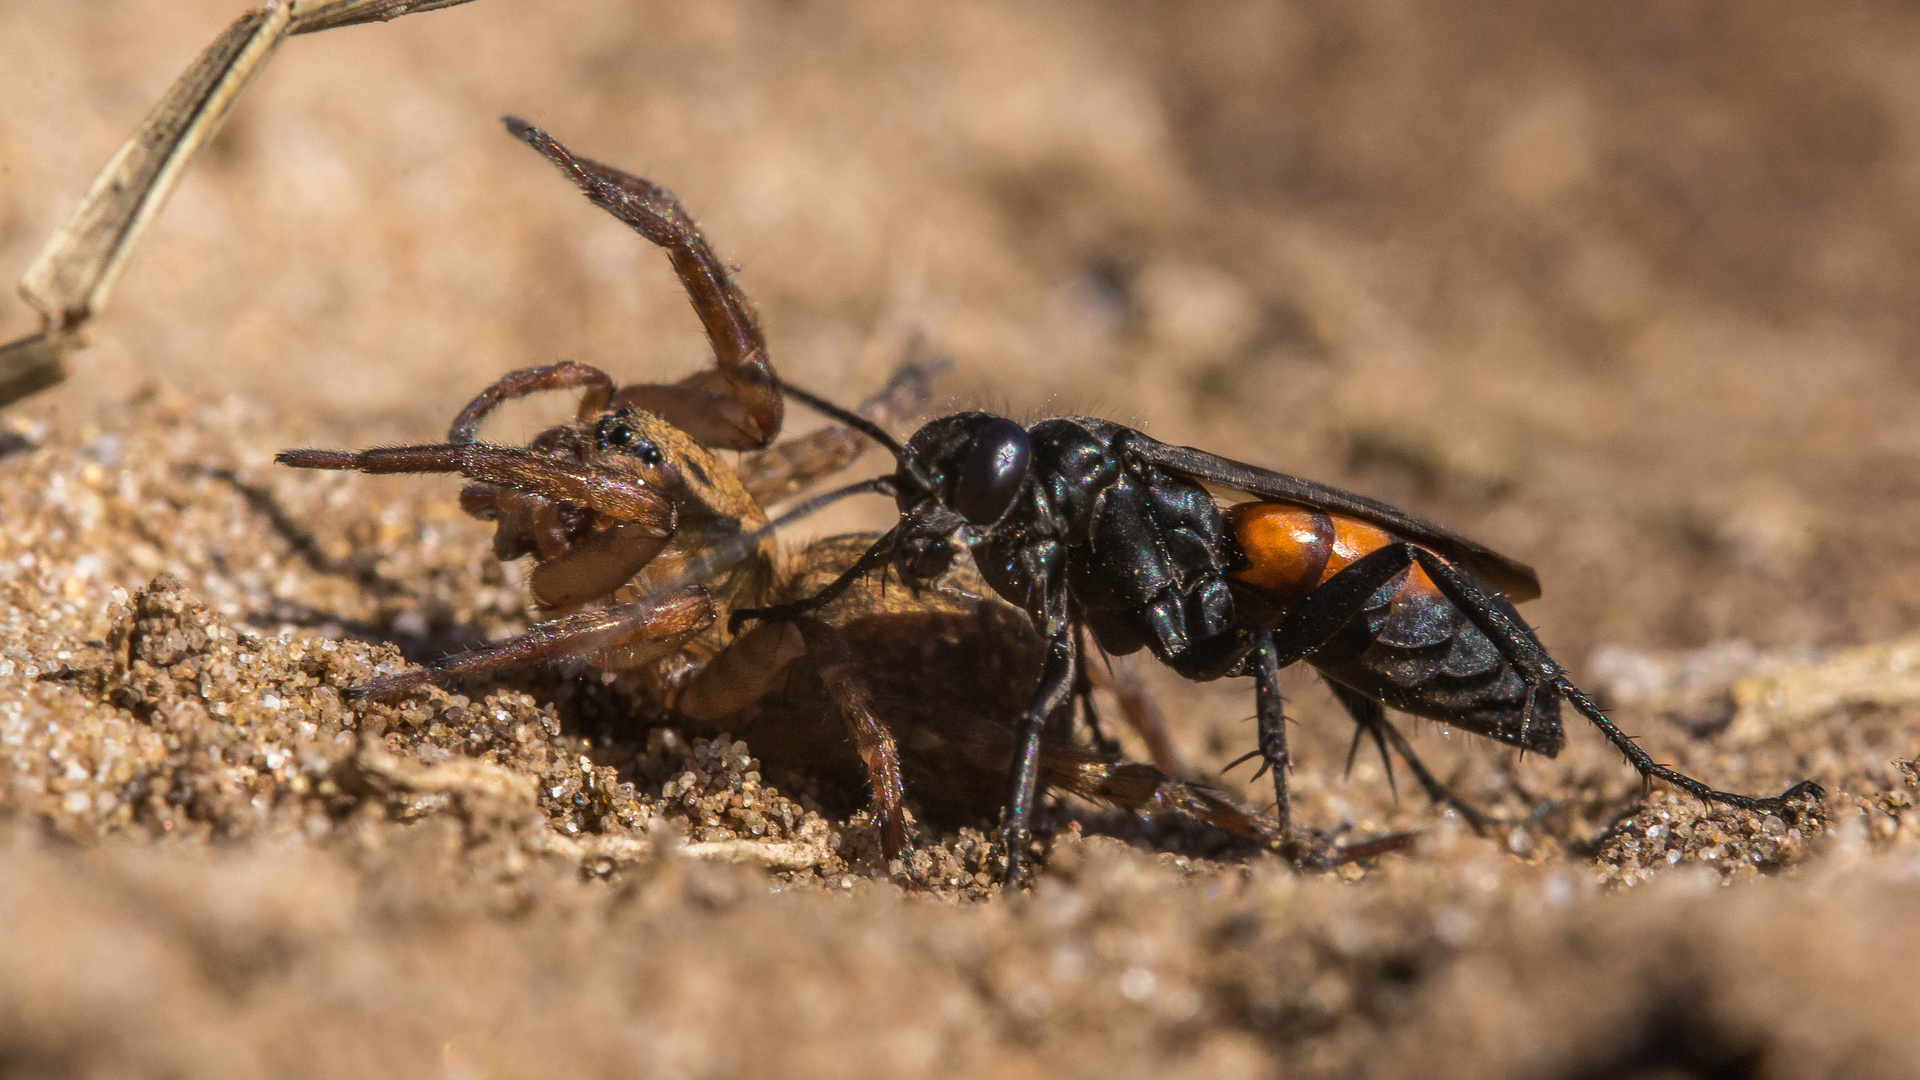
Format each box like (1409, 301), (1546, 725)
(279, 120), (1273, 860)
(733, 396), (1829, 884)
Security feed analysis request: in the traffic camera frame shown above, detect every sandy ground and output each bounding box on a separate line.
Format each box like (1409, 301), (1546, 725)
(5, 2), (1920, 1076)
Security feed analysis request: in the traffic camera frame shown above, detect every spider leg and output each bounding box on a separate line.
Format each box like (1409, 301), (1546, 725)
(675, 614), (908, 858)
(353, 587), (715, 699)
(451, 369), (622, 562)
(447, 361), (615, 443)
(507, 118), (782, 450)
(792, 617), (908, 859)
(1043, 753), (1278, 845)
(277, 443), (673, 533)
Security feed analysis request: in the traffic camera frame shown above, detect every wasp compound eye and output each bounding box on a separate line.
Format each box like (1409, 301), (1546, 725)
(953, 418), (1030, 525)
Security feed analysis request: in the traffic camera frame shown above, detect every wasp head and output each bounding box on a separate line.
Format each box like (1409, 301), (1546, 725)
(888, 411), (1032, 581)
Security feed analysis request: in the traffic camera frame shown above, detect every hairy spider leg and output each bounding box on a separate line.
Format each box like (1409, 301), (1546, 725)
(507, 118), (783, 450)
(276, 442), (678, 610)
(354, 589), (715, 700)
(277, 443), (671, 526)
(448, 360), (618, 444)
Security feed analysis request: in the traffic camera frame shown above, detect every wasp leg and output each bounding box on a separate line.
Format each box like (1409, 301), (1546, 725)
(1341, 705), (1397, 796)
(1248, 626), (1292, 836)
(1071, 622), (1119, 756)
(728, 527), (898, 633)
(1001, 628), (1081, 888)
(507, 118), (782, 450)
(1323, 677), (1499, 834)
(1404, 548), (1825, 816)
(1246, 544), (1504, 845)
(1073, 668), (1110, 753)
(1083, 651), (1184, 776)
(736, 353), (948, 507)
(353, 588), (715, 699)
(1043, 753), (1278, 844)
(1276, 543), (1822, 816)
(276, 443), (674, 532)
(447, 361), (616, 444)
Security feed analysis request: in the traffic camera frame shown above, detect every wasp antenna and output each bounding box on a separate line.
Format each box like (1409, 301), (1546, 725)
(768, 475), (895, 527)
(773, 376), (909, 461)
(653, 475), (893, 604)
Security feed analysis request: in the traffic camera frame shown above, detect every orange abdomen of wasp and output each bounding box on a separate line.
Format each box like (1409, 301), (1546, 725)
(1226, 503), (1439, 607)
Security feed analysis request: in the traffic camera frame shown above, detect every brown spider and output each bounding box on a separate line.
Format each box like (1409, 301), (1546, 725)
(279, 119), (1273, 858)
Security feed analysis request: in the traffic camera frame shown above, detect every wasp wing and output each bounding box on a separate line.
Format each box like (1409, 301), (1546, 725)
(1136, 440), (1541, 602)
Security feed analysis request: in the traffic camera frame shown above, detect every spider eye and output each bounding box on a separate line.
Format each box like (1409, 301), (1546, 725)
(952, 419), (1030, 526)
(597, 416), (664, 467)
(596, 415), (631, 448)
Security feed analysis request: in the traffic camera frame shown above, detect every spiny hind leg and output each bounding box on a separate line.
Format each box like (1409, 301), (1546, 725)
(1267, 542), (1820, 817)
(1247, 626), (1292, 836)
(1404, 548), (1825, 816)
(1322, 677), (1499, 834)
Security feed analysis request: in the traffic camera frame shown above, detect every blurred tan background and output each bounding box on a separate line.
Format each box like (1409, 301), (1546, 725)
(6, 4), (1920, 1077)
(8, 0), (1919, 658)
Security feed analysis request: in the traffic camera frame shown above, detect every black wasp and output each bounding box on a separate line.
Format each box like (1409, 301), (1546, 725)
(736, 390), (1824, 883)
